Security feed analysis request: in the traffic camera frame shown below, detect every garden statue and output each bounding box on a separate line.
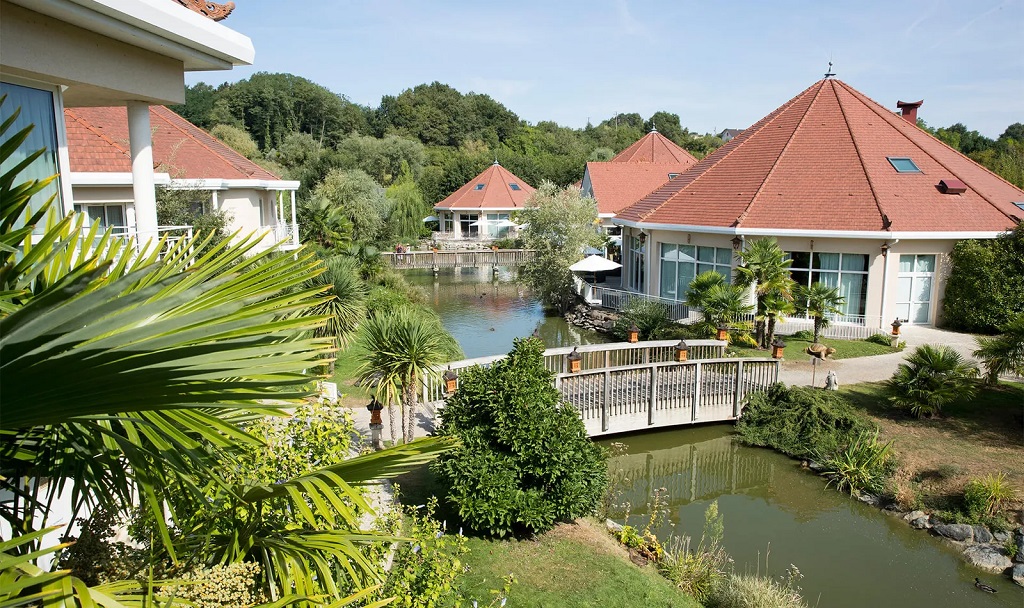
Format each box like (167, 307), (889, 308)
(825, 369), (839, 391)
(806, 342), (837, 360)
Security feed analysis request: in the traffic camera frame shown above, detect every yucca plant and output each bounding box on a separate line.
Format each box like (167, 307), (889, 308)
(819, 430), (895, 495)
(0, 97), (451, 607)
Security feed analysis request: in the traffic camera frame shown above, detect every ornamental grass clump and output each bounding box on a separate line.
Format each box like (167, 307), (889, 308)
(818, 430), (896, 495)
(433, 337), (607, 537)
(660, 501), (730, 604)
(963, 472), (1017, 520)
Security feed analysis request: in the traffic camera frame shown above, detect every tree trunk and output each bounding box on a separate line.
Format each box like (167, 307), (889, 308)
(766, 315), (777, 349)
(387, 401), (397, 446)
(813, 317), (822, 344)
(755, 296), (767, 348)
(403, 382), (417, 444)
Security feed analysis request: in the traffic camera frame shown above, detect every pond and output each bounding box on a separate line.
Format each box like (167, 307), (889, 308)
(605, 425), (1018, 607)
(408, 266), (1018, 606)
(403, 267), (607, 359)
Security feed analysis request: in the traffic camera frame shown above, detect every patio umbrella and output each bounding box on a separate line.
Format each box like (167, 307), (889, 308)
(569, 255), (622, 272)
(495, 219), (518, 228)
(469, 219), (491, 227)
(422, 215), (439, 222)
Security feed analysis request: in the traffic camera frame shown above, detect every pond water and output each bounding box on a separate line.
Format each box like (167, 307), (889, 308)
(403, 267), (607, 359)
(605, 425), (1018, 607)
(409, 267), (1018, 606)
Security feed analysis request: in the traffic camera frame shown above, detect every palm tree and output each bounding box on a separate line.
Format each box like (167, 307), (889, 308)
(686, 271), (753, 338)
(763, 289), (797, 348)
(297, 194), (352, 249)
(0, 105), (450, 606)
(358, 307), (460, 444)
(887, 344), (979, 418)
(973, 313), (1024, 384)
(734, 238), (795, 348)
(796, 282), (846, 343)
(306, 254), (367, 372)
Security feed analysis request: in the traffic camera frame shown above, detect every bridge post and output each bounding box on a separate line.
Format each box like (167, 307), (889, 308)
(692, 361), (702, 422)
(602, 370), (611, 432)
(648, 365), (658, 425)
(733, 360), (744, 418)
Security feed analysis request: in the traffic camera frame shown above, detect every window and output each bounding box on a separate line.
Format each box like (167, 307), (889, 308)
(787, 251), (869, 317)
(442, 212), (454, 233)
(887, 157), (921, 173)
(668, 173), (680, 179)
(659, 244), (732, 301)
(459, 213), (478, 237)
(473, 183), (485, 191)
(1, 82), (62, 226)
(896, 254), (936, 324)
(74, 203), (126, 234)
(1014, 202), (1024, 212)
(509, 183), (521, 191)
(627, 235), (645, 292)
(485, 212), (510, 237)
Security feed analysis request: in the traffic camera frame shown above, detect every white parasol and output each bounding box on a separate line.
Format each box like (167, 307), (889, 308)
(422, 215), (439, 222)
(569, 255), (622, 272)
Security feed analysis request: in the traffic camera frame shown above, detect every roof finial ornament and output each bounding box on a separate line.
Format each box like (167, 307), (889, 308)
(650, 121), (658, 133)
(493, 157), (499, 166)
(824, 60), (836, 79)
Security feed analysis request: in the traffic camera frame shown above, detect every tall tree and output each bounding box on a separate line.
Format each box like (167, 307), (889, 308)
(518, 183), (604, 314)
(734, 238), (795, 348)
(313, 168), (392, 244)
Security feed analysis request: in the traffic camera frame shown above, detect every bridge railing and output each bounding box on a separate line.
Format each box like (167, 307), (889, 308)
(557, 357), (779, 436)
(382, 249), (535, 269)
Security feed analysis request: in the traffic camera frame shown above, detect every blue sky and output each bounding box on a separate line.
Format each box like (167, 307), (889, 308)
(190, 0), (1024, 138)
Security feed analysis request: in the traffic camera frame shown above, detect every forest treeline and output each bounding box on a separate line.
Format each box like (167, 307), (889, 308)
(171, 72), (1024, 248)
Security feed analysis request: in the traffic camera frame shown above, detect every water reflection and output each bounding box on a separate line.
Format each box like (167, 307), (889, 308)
(403, 267), (607, 359)
(605, 426), (1018, 607)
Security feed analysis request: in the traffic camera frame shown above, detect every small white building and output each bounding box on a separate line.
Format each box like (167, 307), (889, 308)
(66, 105), (299, 252)
(433, 161), (535, 241)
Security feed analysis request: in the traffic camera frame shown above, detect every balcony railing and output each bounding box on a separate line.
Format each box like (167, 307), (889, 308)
(260, 223), (300, 250)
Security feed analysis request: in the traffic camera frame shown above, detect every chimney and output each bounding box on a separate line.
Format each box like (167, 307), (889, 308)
(896, 100), (923, 125)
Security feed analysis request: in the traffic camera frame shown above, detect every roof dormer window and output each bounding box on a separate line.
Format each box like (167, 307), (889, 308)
(474, 183), (485, 190)
(887, 157), (921, 173)
(509, 183), (521, 191)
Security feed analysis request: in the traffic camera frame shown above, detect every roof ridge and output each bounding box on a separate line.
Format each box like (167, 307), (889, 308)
(634, 80), (824, 224)
(736, 80), (827, 227)
(836, 81), (1018, 224)
(155, 107), (276, 180)
(66, 108), (130, 158)
(832, 80), (889, 230)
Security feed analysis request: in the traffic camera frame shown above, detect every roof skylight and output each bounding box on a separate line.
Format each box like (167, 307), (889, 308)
(474, 183), (485, 190)
(1014, 202), (1024, 212)
(887, 157), (921, 173)
(509, 183), (521, 191)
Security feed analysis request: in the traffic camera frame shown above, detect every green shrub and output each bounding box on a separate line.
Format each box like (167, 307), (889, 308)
(942, 224), (1024, 333)
(1005, 535), (1019, 560)
(491, 236), (523, 249)
(613, 298), (674, 341)
(963, 473), (1017, 519)
(174, 562), (267, 608)
(434, 337), (608, 537)
(937, 463), (965, 479)
(865, 333), (894, 346)
(886, 344), (979, 418)
(789, 329), (814, 341)
(736, 384), (873, 460)
(818, 430), (896, 495)
(709, 571), (807, 608)
(377, 497), (469, 608)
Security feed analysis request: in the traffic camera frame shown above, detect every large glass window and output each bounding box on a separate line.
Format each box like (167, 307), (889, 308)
(459, 214), (478, 237)
(73, 203), (125, 230)
(485, 212), (510, 238)
(787, 251), (869, 317)
(659, 243), (733, 301)
(0, 82), (62, 222)
(627, 235), (645, 292)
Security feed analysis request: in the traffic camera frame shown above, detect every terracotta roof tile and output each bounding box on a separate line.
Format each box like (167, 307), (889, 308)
(612, 130), (699, 164)
(617, 79), (1023, 233)
(434, 162), (536, 210)
(66, 106), (281, 181)
(585, 163), (691, 215)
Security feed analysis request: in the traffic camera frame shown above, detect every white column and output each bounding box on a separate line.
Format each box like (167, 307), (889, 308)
(290, 190), (299, 247)
(211, 190), (218, 211)
(127, 102), (158, 246)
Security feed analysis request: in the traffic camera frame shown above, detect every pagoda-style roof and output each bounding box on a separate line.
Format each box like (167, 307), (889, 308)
(616, 79), (1023, 234)
(434, 162), (535, 210)
(611, 130), (699, 164)
(583, 163), (690, 216)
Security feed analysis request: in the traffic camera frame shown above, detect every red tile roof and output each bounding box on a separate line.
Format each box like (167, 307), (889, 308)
(66, 106), (281, 181)
(612, 130), (699, 164)
(616, 79), (1024, 233)
(585, 163), (690, 215)
(434, 162), (536, 210)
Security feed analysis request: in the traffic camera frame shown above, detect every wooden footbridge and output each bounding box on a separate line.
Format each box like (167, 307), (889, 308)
(422, 340), (780, 437)
(381, 248), (534, 270)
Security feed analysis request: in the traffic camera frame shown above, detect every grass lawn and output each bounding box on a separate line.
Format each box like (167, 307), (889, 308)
(329, 325), (373, 405)
(728, 334), (899, 360)
(460, 518), (700, 608)
(841, 380), (1024, 511)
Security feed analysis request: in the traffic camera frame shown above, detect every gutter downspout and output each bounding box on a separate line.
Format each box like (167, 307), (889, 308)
(879, 239), (899, 328)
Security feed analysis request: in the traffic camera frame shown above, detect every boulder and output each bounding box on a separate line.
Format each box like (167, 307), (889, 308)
(934, 523), (974, 542)
(1012, 563), (1024, 588)
(963, 545), (1012, 572)
(856, 492), (881, 506)
(605, 519), (623, 534)
(807, 461), (826, 473)
(904, 510), (926, 522)
(972, 525), (994, 544)
(911, 516), (931, 530)
(1016, 533), (1024, 563)
(993, 530), (1010, 543)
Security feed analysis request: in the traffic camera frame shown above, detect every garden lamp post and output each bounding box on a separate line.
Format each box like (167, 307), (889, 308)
(443, 367), (458, 395)
(771, 339), (786, 360)
(890, 318), (902, 337)
(567, 347), (583, 373)
(716, 324), (730, 341)
(674, 340), (689, 362)
(366, 397), (384, 450)
(628, 323), (640, 343)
